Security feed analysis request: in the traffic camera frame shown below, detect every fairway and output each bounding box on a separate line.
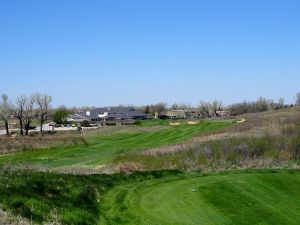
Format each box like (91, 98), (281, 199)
(100, 171), (300, 225)
(0, 121), (231, 169)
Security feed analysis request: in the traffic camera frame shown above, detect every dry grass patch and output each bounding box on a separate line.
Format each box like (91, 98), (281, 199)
(0, 133), (88, 155)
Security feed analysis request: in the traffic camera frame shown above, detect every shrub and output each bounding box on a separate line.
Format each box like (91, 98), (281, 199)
(134, 120), (142, 125)
(53, 109), (70, 124)
(80, 120), (90, 127)
(288, 135), (300, 159)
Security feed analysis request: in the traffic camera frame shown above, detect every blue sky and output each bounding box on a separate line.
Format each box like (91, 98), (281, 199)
(0, 0), (299, 107)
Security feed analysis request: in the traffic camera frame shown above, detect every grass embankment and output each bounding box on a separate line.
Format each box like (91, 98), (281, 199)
(0, 121), (232, 170)
(3, 169), (300, 225)
(0, 168), (178, 225)
(100, 170), (300, 225)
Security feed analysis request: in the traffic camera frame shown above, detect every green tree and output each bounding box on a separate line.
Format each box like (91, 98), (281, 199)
(52, 107), (70, 124)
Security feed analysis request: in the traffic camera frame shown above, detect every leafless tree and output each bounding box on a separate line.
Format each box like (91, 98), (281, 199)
(211, 100), (222, 117)
(171, 103), (179, 110)
(0, 94), (12, 135)
(23, 95), (37, 135)
(149, 102), (167, 115)
(256, 97), (271, 112)
(35, 93), (52, 133)
(199, 101), (211, 118)
(278, 97), (285, 109)
(296, 92), (300, 106)
(13, 95), (27, 135)
(171, 103), (191, 111)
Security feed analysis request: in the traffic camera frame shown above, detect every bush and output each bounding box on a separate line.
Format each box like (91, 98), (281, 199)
(288, 135), (300, 159)
(80, 120), (90, 127)
(134, 120), (142, 125)
(53, 108), (70, 124)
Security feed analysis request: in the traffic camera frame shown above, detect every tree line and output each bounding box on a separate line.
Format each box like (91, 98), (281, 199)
(0, 93), (52, 135)
(1, 92), (300, 135)
(136, 92), (300, 117)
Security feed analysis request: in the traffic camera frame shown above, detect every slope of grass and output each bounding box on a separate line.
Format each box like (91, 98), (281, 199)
(0, 121), (232, 170)
(100, 170), (300, 225)
(0, 169), (103, 225)
(0, 169), (179, 225)
(2, 169), (300, 225)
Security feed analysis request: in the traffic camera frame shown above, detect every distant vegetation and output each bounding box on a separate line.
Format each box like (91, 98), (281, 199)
(2, 91), (300, 136)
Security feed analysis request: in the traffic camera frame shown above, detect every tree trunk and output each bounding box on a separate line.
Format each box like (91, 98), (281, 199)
(19, 118), (23, 135)
(4, 120), (9, 135)
(25, 123), (29, 135)
(40, 115), (44, 134)
(40, 120), (43, 133)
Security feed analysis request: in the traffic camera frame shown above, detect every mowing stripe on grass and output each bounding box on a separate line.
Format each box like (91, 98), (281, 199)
(100, 171), (300, 225)
(0, 121), (232, 169)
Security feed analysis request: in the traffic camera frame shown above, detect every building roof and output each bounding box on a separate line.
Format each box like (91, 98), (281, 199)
(67, 113), (89, 121)
(68, 107), (147, 121)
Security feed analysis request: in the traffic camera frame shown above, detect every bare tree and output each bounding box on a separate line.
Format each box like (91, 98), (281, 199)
(199, 101), (211, 118)
(278, 97), (285, 109)
(149, 102), (167, 115)
(256, 97), (271, 112)
(0, 94), (12, 135)
(211, 100), (222, 117)
(296, 92), (300, 106)
(171, 103), (179, 110)
(36, 93), (52, 133)
(171, 103), (191, 111)
(23, 95), (37, 135)
(13, 95), (26, 135)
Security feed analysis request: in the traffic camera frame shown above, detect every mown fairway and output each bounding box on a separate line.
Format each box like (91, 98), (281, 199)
(0, 121), (231, 169)
(100, 171), (300, 225)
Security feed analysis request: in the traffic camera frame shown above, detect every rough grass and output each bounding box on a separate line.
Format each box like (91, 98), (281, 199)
(0, 121), (232, 170)
(0, 133), (88, 155)
(0, 208), (33, 225)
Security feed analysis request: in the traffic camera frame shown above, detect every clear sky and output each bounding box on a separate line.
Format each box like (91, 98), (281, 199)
(0, 0), (299, 107)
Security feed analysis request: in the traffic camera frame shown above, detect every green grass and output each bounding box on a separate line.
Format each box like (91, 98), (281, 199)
(0, 169), (179, 225)
(2, 169), (300, 225)
(0, 121), (232, 169)
(100, 170), (300, 225)
(0, 169), (105, 225)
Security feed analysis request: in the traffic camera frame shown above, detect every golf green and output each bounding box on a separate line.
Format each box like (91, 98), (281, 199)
(100, 171), (300, 225)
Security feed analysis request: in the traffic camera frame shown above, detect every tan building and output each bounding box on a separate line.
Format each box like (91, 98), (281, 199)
(166, 110), (187, 119)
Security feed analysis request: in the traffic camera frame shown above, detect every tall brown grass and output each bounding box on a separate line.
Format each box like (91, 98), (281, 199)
(0, 133), (88, 154)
